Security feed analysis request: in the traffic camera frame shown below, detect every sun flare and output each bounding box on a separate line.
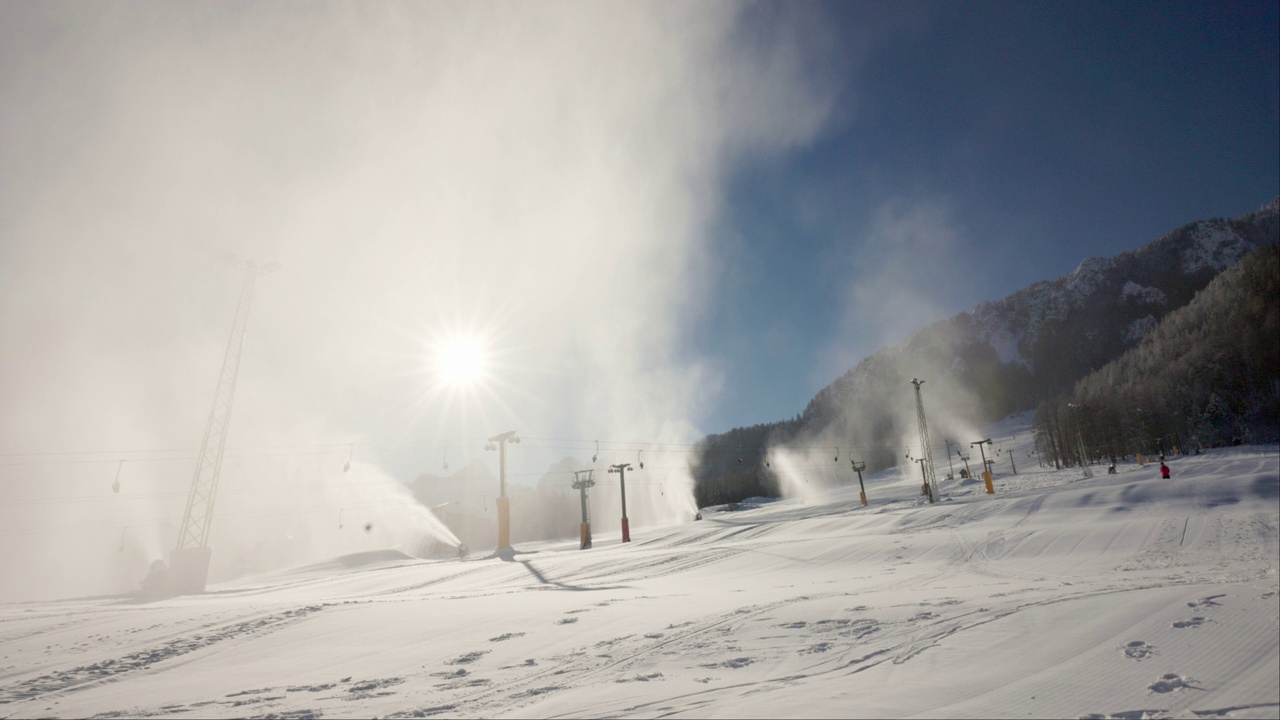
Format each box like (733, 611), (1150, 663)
(434, 336), (487, 387)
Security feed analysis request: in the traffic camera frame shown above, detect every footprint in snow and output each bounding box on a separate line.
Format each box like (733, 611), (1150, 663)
(615, 672), (664, 683)
(348, 677), (404, 693)
(226, 687), (276, 697)
(1122, 641), (1157, 660)
(1171, 616), (1206, 629)
(286, 683), (336, 692)
(1078, 711), (1168, 719)
(1186, 595), (1225, 609)
(1148, 672), (1201, 693)
(508, 685), (562, 699)
(404, 704), (457, 717)
(702, 657), (753, 669)
(447, 651), (488, 665)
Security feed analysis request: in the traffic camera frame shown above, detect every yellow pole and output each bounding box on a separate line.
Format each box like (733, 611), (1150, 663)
(496, 496), (511, 549)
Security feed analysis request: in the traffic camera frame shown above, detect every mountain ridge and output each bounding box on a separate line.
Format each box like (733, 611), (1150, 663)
(694, 198), (1279, 505)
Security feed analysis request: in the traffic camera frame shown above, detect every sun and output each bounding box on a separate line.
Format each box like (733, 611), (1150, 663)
(434, 335), (487, 388)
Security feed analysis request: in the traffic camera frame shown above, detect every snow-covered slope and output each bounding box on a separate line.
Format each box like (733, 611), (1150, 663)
(2, 418), (1276, 719)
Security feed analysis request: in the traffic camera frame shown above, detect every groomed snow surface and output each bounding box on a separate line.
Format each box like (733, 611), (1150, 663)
(2, 417), (1277, 719)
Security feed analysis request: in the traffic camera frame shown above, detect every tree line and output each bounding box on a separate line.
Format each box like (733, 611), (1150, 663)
(1034, 245), (1280, 467)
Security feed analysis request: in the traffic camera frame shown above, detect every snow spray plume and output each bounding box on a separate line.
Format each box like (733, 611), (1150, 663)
(0, 3), (837, 598)
(757, 197), (999, 502)
(767, 332), (993, 502)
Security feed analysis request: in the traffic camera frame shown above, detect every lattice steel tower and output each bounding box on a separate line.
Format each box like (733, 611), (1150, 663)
(171, 258), (278, 594)
(911, 378), (940, 503)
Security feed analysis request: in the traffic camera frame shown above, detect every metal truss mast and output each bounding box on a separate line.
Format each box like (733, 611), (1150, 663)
(176, 259), (278, 553)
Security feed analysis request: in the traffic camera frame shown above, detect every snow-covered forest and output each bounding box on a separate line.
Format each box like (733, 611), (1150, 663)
(1036, 245), (1279, 468)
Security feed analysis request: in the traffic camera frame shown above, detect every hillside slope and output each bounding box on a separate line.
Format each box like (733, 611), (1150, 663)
(696, 199), (1279, 501)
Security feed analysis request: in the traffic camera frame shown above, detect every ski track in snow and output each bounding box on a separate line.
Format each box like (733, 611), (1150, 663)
(0, 425), (1276, 720)
(0, 605), (324, 705)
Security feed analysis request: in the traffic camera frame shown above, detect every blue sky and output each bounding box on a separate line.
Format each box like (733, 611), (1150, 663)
(694, 0), (1280, 432)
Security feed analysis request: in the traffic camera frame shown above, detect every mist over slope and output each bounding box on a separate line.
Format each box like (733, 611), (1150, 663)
(0, 2), (838, 602)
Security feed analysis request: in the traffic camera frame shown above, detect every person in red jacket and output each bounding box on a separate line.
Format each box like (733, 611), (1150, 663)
(1160, 462), (1171, 479)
